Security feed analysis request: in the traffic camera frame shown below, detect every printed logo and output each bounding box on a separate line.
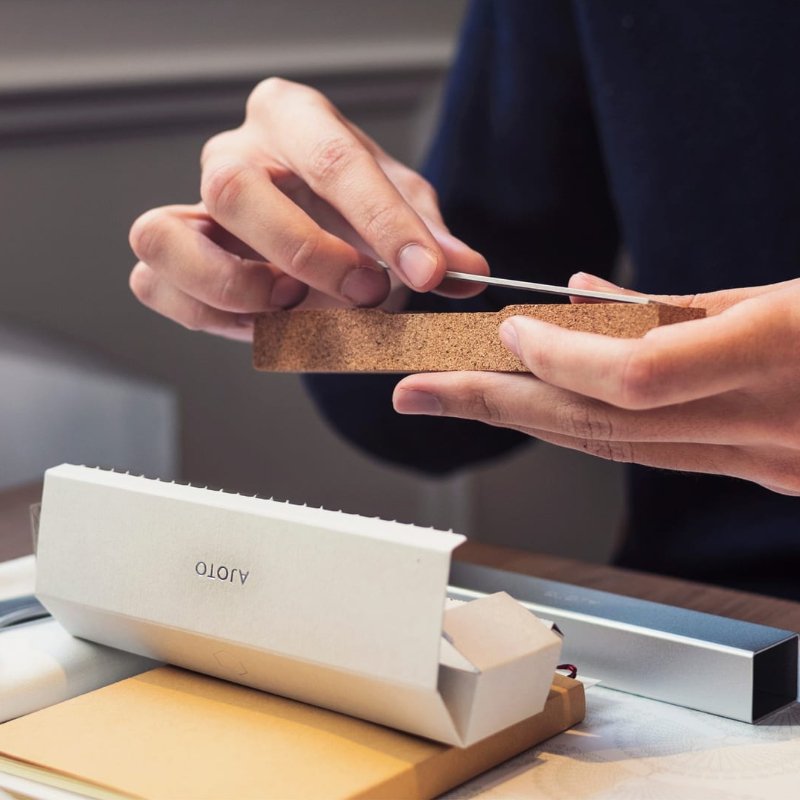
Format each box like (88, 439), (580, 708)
(195, 560), (249, 586)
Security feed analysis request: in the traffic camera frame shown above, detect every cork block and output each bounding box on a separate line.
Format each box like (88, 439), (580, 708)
(253, 303), (705, 373)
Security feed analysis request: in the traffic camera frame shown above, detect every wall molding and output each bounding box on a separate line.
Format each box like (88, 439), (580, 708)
(0, 39), (453, 142)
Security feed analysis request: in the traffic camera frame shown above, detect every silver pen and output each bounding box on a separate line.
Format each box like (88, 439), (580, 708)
(377, 262), (651, 305)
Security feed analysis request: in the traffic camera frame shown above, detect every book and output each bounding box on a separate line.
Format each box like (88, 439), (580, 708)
(0, 666), (585, 800)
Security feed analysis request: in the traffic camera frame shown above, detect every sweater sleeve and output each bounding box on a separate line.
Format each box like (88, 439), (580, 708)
(304, 0), (619, 476)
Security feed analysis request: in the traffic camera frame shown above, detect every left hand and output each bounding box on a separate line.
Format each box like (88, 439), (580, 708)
(393, 272), (800, 496)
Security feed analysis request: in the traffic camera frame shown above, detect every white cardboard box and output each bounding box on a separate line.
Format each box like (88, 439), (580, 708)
(35, 464), (562, 746)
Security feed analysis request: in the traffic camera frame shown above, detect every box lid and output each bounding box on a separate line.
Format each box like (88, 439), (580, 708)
(36, 465), (465, 691)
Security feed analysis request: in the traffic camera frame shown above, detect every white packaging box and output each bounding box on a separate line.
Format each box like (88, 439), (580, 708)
(35, 464), (561, 746)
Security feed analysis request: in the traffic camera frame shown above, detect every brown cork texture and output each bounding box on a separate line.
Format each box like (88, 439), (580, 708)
(253, 303), (705, 373)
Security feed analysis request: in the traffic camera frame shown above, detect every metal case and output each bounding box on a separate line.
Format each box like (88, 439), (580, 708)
(449, 562), (798, 722)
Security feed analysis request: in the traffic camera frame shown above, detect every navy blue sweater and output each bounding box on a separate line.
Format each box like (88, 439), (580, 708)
(307, 1), (800, 598)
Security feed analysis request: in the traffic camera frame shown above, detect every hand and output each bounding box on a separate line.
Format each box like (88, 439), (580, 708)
(129, 78), (488, 340)
(393, 272), (800, 496)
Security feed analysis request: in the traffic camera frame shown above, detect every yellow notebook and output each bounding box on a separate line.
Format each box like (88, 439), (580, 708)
(0, 666), (585, 800)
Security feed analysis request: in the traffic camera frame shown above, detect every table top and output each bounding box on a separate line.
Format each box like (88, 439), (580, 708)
(4, 480), (800, 631)
(3, 480), (800, 800)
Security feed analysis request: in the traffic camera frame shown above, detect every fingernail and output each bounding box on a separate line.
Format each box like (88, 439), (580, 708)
(271, 275), (308, 308)
(396, 244), (438, 288)
(394, 389), (442, 415)
(237, 314), (256, 327)
(499, 320), (520, 358)
(341, 267), (390, 307)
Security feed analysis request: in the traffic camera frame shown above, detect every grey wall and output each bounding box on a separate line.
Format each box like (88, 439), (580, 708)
(0, 0), (624, 562)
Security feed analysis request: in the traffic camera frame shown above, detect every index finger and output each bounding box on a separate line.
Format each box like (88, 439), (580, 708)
(201, 148), (391, 307)
(260, 82), (447, 292)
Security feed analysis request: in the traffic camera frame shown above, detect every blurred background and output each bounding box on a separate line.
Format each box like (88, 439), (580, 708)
(0, 0), (623, 562)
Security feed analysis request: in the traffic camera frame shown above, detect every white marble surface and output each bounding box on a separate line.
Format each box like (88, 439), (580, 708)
(448, 685), (800, 799)
(0, 556), (157, 724)
(0, 556), (34, 602)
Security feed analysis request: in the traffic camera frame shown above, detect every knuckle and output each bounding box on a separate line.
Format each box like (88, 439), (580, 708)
(619, 347), (658, 409)
(557, 400), (614, 441)
(527, 339), (555, 381)
(580, 438), (635, 463)
(423, 181), (439, 207)
(662, 292), (701, 308)
(200, 130), (237, 169)
(246, 76), (303, 115)
(287, 233), (321, 279)
(247, 78), (283, 115)
(128, 264), (155, 306)
(244, 76), (332, 126)
(181, 302), (210, 332)
(128, 209), (170, 261)
(201, 161), (248, 217)
(408, 172), (437, 203)
(307, 135), (357, 189)
(465, 387), (507, 423)
(215, 266), (245, 311)
(361, 201), (398, 240)
(682, 292), (701, 309)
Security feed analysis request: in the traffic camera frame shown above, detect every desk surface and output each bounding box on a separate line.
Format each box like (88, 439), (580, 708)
(3, 481), (800, 800)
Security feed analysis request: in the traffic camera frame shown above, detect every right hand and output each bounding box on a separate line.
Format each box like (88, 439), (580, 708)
(129, 77), (489, 340)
